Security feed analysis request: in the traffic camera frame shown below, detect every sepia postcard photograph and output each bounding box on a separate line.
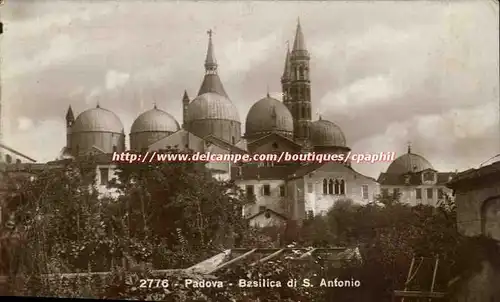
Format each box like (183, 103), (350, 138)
(0, 1), (499, 301)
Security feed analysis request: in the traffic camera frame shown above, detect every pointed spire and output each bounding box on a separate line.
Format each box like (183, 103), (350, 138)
(266, 85), (270, 98)
(407, 141), (412, 153)
(182, 90), (189, 102)
(153, 102), (157, 109)
(66, 105), (74, 122)
(292, 17), (307, 53)
(96, 102), (100, 109)
(204, 29), (217, 73)
(282, 41), (291, 80)
(198, 29), (229, 97)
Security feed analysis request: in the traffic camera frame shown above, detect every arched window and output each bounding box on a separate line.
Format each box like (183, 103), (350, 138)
(302, 107), (306, 119)
(5, 154), (12, 164)
(334, 179), (340, 195)
(340, 180), (345, 195)
(481, 197), (500, 240)
(232, 136), (235, 145)
(323, 179), (328, 195)
(16, 159), (21, 164)
(328, 179), (334, 195)
(112, 145), (117, 152)
(299, 66), (304, 78)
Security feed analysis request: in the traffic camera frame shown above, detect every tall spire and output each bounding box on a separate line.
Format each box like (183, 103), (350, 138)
(66, 105), (74, 122)
(292, 17), (307, 53)
(198, 29), (228, 97)
(407, 141), (412, 153)
(281, 41), (291, 80)
(182, 90), (189, 102)
(204, 29), (217, 73)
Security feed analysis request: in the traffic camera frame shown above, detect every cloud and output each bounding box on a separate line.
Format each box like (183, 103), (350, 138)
(17, 117), (34, 131)
(105, 70), (130, 91)
(5, 3), (115, 38)
(3, 34), (75, 79)
(352, 101), (499, 178)
(2, 1), (498, 178)
(5, 119), (66, 163)
(320, 74), (402, 113)
(221, 33), (279, 76)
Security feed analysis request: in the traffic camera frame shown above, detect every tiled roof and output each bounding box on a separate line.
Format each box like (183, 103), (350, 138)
(447, 161), (500, 189)
(231, 165), (297, 181)
(287, 163), (324, 179)
(287, 162), (377, 182)
(378, 170), (456, 186)
(0, 143), (36, 162)
(246, 132), (302, 149)
(204, 135), (248, 154)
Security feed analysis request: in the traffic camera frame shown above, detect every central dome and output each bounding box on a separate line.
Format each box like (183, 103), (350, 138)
(72, 106), (124, 133)
(131, 107), (180, 134)
(310, 118), (346, 147)
(245, 96), (293, 138)
(186, 92), (240, 122)
(386, 152), (434, 174)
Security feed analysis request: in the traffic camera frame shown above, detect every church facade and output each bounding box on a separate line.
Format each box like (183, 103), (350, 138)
(56, 20), (382, 226)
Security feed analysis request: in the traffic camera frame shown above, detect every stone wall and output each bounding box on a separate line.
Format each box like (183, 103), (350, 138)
(454, 180), (500, 240)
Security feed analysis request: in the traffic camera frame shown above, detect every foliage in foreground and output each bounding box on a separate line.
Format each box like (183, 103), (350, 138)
(1, 156), (498, 301)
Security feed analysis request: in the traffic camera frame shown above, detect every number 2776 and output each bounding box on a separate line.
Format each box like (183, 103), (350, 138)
(139, 279), (169, 288)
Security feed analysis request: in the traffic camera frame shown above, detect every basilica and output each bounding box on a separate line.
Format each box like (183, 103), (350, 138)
(13, 20), (456, 227)
(53, 20), (382, 226)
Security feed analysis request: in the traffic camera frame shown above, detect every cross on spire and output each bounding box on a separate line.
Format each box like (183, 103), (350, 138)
(207, 29), (214, 38)
(316, 111), (321, 120)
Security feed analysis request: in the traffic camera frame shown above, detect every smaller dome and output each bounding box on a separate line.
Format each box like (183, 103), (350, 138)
(310, 118), (346, 147)
(245, 96), (293, 136)
(131, 107), (180, 134)
(386, 152), (434, 174)
(187, 92), (240, 122)
(72, 106), (124, 133)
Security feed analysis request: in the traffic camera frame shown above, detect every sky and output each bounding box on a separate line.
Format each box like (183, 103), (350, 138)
(1, 0), (499, 178)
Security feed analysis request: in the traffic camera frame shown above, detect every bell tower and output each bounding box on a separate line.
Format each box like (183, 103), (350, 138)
(285, 18), (311, 145)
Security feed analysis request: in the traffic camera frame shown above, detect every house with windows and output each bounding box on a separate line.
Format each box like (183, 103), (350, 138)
(377, 145), (455, 206)
(233, 161), (379, 227)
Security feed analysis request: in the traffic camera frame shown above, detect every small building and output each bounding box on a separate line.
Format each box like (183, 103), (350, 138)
(378, 145), (455, 206)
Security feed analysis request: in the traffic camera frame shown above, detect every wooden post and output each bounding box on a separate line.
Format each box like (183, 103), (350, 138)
(250, 248), (285, 266)
(402, 257), (416, 302)
(429, 257), (439, 302)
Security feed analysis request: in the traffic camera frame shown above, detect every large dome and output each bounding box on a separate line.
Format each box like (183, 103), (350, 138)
(131, 107), (180, 134)
(310, 118), (346, 147)
(186, 92), (240, 122)
(386, 151), (434, 174)
(245, 96), (293, 137)
(72, 106), (124, 133)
